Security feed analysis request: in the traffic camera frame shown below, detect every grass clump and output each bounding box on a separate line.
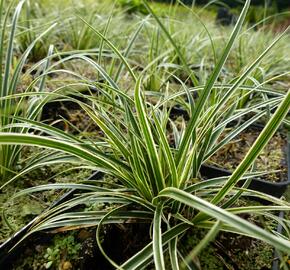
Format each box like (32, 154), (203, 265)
(0, 0), (289, 269)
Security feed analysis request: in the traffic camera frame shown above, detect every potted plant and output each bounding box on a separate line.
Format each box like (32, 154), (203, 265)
(0, 0), (290, 269)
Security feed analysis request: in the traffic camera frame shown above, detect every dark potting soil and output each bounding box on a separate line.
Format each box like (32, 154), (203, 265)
(40, 86), (103, 136)
(41, 100), (101, 135)
(8, 231), (82, 270)
(78, 223), (151, 270)
(210, 128), (288, 183)
(8, 223), (151, 270)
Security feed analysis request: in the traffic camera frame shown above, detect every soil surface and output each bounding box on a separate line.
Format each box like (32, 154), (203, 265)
(5, 223), (151, 270)
(210, 127), (287, 182)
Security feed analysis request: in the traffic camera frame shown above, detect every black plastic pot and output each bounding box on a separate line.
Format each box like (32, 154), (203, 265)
(200, 130), (290, 199)
(272, 211), (286, 270)
(200, 164), (289, 200)
(272, 130), (290, 270)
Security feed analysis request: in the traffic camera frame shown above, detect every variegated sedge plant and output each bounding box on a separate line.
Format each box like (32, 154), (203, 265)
(0, 0), (290, 269)
(0, 0), (57, 184)
(0, 0), (107, 187)
(16, 0), (55, 62)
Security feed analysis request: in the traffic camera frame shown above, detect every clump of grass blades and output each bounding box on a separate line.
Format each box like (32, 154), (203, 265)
(0, 0), (290, 269)
(0, 0), (57, 184)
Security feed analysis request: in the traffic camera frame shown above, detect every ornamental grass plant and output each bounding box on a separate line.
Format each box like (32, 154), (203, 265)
(0, 0), (290, 269)
(0, 0), (56, 184)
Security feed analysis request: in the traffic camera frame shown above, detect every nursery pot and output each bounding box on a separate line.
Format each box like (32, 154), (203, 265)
(200, 130), (290, 199)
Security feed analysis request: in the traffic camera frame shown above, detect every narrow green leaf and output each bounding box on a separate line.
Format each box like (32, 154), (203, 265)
(135, 77), (165, 192)
(158, 187), (290, 254)
(153, 203), (165, 270)
(177, 0), (251, 162)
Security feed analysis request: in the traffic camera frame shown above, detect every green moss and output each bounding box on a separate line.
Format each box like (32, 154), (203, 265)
(0, 149), (92, 243)
(43, 234), (81, 269)
(13, 232), (81, 270)
(181, 229), (224, 270)
(180, 205), (276, 270)
(182, 231), (274, 270)
(230, 239), (273, 270)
